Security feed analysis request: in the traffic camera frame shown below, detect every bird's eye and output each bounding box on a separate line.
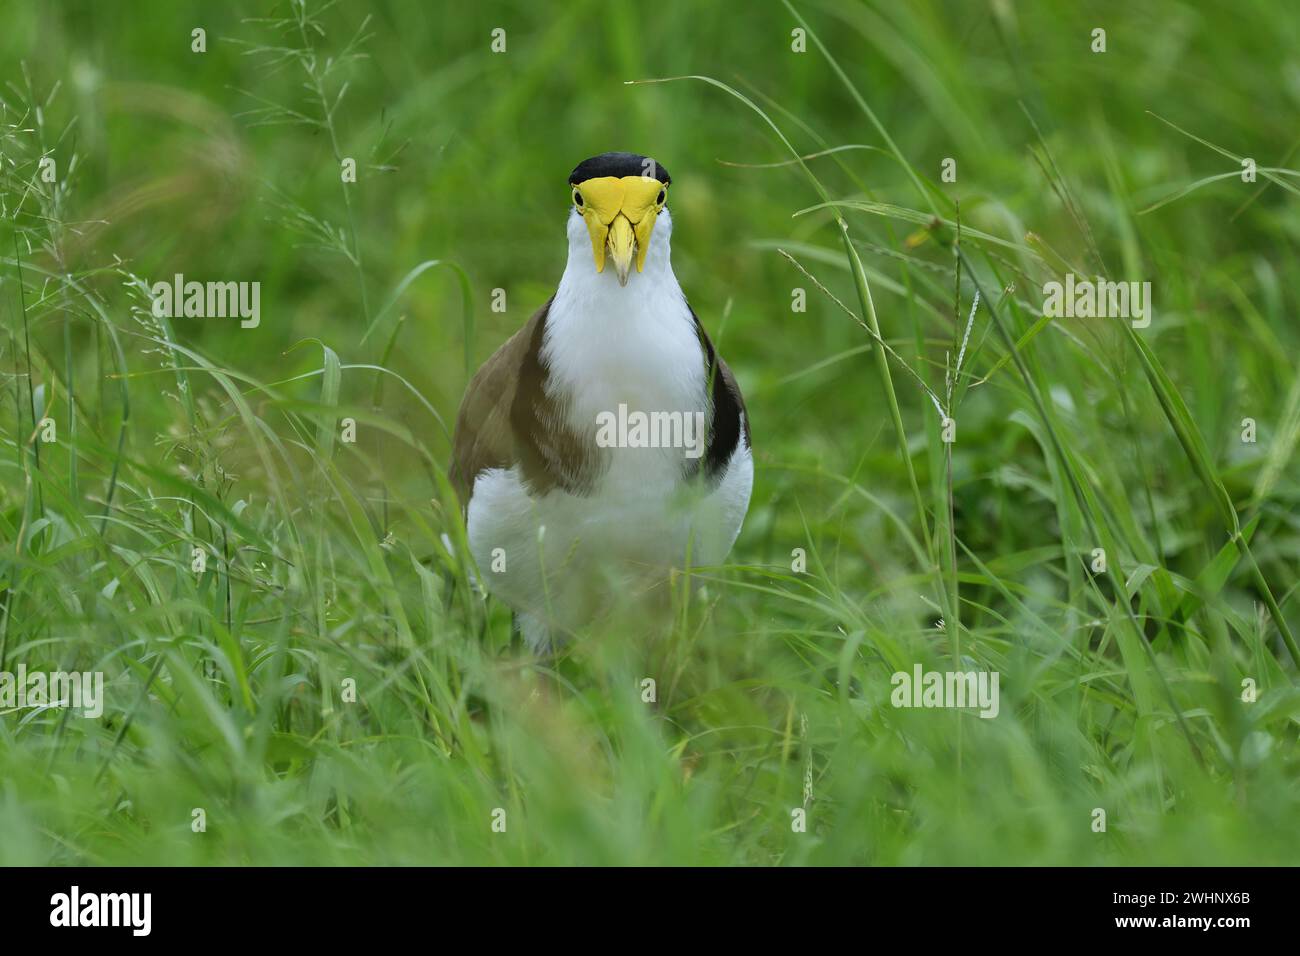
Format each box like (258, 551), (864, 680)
(573, 190), (584, 207)
(657, 189), (666, 205)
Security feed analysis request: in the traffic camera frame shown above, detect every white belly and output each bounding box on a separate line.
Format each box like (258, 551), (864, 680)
(467, 436), (752, 646)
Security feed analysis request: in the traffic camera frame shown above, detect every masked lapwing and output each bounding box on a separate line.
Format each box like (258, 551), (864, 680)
(450, 152), (752, 650)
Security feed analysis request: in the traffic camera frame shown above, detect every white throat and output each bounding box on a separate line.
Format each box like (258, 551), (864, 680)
(554, 205), (677, 302)
(541, 207), (708, 493)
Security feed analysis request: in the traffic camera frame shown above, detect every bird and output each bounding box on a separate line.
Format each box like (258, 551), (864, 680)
(449, 152), (752, 652)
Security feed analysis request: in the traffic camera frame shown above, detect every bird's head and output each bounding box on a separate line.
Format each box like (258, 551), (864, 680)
(567, 152), (672, 286)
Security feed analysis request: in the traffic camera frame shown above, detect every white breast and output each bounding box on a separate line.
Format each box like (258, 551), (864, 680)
(543, 209), (707, 495)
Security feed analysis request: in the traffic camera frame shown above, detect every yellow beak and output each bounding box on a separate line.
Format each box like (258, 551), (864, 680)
(572, 175), (666, 285)
(606, 215), (636, 286)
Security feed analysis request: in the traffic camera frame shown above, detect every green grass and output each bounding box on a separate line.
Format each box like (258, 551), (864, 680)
(1, 0), (1298, 865)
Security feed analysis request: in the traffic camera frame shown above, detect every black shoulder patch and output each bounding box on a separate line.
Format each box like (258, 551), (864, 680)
(690, 307), (750, 483)
(568, 152), (671, 185)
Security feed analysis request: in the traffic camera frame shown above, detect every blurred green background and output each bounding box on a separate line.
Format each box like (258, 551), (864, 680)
(1, 0), (1298, 865)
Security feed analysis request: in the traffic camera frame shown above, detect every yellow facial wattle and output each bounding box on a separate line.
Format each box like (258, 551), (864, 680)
(571, 175), (667, 285)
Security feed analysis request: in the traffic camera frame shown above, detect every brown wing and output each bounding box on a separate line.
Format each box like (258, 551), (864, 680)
(450, 296), (601, 512)
(449, 303), (547, 510)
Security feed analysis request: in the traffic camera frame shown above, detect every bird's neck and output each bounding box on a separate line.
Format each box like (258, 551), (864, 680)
(541, 245), (706, 449)
(547, 224), (689, 349)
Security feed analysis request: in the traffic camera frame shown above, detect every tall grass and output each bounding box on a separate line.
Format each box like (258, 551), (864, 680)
(0, 0), (1297, 865)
